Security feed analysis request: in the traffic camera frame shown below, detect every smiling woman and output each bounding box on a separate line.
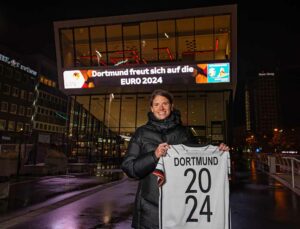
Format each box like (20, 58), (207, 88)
(121, 89), (197, 229)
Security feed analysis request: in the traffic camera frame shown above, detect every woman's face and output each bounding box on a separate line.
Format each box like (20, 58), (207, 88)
(151, 95), (173, 120)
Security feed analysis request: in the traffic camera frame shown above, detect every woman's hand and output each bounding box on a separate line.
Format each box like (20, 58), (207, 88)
(155, 143), (170, 159)
(218, 143), (230, 152)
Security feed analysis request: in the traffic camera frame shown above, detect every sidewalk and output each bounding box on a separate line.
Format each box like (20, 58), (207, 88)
(0, 169), (124, 219)
(0, 176), (137, 228)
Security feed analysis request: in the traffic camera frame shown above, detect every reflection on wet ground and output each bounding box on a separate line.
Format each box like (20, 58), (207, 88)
(0, 171), (124, 215)
(88, 203), (134, 229)
(1, 156), (300, 229)
(230, 155), (300, 229)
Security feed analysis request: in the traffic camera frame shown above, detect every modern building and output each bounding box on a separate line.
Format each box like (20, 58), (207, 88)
(0, 48), (70, 164)
(53, 4), (237, 163)
(0, 49), (37, 149)
(245, 71), (280, 151)
(27, 55), (69, 163)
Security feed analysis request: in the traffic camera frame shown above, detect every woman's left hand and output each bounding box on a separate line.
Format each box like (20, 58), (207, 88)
(218, 143), (229, 152)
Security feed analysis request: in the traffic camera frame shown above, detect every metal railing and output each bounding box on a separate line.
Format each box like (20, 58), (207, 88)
(283, 157), (300, 188)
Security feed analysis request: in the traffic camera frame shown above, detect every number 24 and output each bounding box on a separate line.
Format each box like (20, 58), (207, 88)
(184, 168), (212, 222)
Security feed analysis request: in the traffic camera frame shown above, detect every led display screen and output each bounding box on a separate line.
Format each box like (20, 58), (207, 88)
(63, 62), (230, 89)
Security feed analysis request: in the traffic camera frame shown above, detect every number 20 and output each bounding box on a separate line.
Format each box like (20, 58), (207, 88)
(184, 168), (212, 222)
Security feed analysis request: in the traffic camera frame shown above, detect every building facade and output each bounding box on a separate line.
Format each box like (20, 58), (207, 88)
(53, 5), (237, 163)
(0, 49), (69, 165)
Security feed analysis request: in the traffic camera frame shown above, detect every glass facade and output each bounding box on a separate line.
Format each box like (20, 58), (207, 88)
(54, 6), (237, 164)
(67, 91), (230, 163)
(60, 15), (231, 68)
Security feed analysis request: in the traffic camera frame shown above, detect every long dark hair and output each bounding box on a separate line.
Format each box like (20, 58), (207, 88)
(149, 89), (174, 106)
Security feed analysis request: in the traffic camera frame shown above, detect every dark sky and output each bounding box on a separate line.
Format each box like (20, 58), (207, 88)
(1, 0), (300, 68)
(1, 0), (299, 126)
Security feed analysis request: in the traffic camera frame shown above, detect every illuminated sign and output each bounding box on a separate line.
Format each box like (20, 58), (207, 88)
(258, 72), (275, 76)
(282, 151), (298, 154)
(0, 53), (38, 76)
(63, 62), (230, 89)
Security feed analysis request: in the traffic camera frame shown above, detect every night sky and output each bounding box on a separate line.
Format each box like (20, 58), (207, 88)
(1, 0), (299, 126)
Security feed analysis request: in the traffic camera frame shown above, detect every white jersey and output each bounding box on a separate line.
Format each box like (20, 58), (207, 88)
(155, 144), (231, 229)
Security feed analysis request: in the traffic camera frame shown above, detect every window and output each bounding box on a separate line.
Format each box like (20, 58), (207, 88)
(141, 21), (158, 62)
(15, 71), (22, 81)
(28, 92), (34, 101)
(107, 24), (123, 66)
(2, 84), (10, 95)
(20, 90), (27, 99)
(176, 18), (194, 61)
(18, 105), (25, 115)
(1, 102), (8, 112)
(10, 104), (17, 114)
(4, 67), (12, 78)
(123, 24), (140, 65)
(12, 87), (19, 97)
(25, 123), (31, 132)
(90, 26), (107, 66)
(16, 122), (23, 132)
(0, 64), (3, 75)
(75, 27), (90, 67)
(8, 121), (15, 131)
(27, 107), (32, 117)
(0, 119), (6, 130)
(158, 20), (176, 61)
(61, 29), (74, 68)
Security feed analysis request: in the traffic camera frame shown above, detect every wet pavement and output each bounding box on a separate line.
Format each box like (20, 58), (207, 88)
(1, 178), (137, 229)
(230, 158), (300, 229)
(0, 171), (124, 216)
(0, 157), (299, 229)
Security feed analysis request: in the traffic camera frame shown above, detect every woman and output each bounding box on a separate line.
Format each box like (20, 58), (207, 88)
(121, 89), (229, 229)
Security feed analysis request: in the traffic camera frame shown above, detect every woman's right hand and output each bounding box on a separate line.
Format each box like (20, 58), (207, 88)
(155, 143), (170, 159)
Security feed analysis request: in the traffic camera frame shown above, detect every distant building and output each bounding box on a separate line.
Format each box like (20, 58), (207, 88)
(245, 71), (280, 145)
(0, 48), (68, 164)
(0, 49), (36, 146)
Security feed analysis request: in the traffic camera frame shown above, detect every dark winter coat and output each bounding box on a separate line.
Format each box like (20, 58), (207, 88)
(121, 110), (195, 229)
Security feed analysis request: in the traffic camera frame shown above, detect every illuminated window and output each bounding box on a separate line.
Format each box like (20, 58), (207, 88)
(8, 121), (15, 131)
(176, 18), (194, 61)
(0, 119), (6, 130)
(140, 21), (158, 63)
(16, 122), (23, 132)
(158, 20), (176, 61)
(61, 29), (74, 68)
(90, 26), (107, 66)
(107, 24), (123, 66)
(214, 15), (231, 60)
(195, 16), (214, 61)
(75, 27), (90, 67)
(123, 24), (140, 65)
